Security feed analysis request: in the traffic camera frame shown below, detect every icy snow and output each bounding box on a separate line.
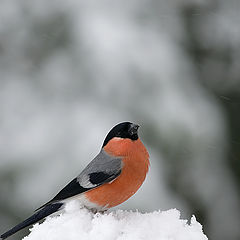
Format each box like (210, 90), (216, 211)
(23, 201), (207, 240)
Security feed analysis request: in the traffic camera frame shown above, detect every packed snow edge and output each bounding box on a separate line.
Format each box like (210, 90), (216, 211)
(23, 200), (208, 240)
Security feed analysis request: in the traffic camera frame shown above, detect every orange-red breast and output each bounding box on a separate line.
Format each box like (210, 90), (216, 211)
(1, 122), (149, 239)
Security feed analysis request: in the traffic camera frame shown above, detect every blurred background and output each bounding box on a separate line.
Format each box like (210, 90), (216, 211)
(0, 0), (240, 239)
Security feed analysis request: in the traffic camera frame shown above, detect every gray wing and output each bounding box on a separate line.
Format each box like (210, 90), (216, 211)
(77, 149), (123, 188)
(37, 149), (122, 210)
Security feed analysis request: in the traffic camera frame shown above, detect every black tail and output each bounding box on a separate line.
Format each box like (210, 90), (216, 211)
(1, 203), (63, 239)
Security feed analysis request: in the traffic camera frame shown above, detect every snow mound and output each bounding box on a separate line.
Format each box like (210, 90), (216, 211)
(24, 201), (207, 240)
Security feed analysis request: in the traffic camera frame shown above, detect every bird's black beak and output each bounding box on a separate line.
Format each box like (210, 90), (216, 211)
(129, 123), (139, 136)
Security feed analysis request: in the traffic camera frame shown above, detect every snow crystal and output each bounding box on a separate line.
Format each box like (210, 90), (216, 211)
(23, 200), (207, 240)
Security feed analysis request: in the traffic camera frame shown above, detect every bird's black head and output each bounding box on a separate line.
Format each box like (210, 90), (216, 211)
(102, 122), (139, 148)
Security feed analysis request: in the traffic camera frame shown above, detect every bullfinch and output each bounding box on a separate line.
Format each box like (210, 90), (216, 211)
(1, 122), (149, 239)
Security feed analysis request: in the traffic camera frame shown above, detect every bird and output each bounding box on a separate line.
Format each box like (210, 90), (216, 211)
(1, 121), (149, 239)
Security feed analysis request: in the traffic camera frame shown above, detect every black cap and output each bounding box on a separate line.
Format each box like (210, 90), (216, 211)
(102, 122), (139, 148)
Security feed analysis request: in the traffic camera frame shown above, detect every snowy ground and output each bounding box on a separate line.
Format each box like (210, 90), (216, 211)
(23, 201), (207, 240)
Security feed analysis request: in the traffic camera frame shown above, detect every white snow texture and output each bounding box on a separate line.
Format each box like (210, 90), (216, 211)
(23, 201), (207, 240)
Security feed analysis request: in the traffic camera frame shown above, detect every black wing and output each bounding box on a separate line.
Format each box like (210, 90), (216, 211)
(35, 178), (87, 211)
(36, 150), (122, 211)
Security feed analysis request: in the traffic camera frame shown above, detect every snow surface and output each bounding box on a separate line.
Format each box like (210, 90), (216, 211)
(23, 201), (207, 240)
